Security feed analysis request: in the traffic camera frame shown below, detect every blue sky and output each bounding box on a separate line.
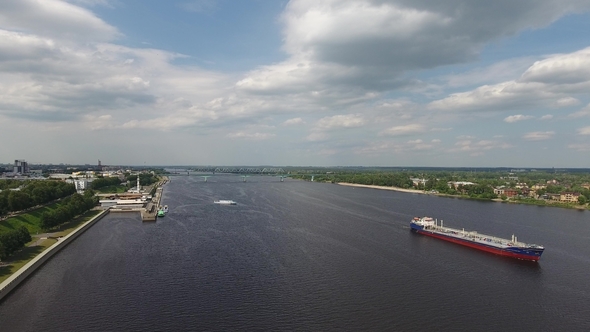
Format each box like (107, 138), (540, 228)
(1, 0), (590, 167)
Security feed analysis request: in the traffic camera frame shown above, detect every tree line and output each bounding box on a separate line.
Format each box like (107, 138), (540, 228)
(126, 173), (159, 186)
(90, 176), (122, 190)
(0, 226), (31, 261)
(292, 170), (589, 203)
(0, 180), (76, 217)
(39, 191), (98, 231)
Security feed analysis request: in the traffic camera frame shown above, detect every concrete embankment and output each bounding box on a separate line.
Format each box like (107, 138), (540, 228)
(0, 209), (110, 302)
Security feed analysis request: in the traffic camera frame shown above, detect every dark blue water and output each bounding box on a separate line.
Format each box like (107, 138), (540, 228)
(1, 175), (590, 331)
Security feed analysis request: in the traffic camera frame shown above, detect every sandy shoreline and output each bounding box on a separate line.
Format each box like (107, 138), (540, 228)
(337, 182), (428, 194)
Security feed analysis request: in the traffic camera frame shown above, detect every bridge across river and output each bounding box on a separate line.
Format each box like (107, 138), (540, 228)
(185, 167), (285, 174)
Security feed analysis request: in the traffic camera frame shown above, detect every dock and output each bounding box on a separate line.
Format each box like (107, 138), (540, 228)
(105, 178), (167, 221)
(141, 179), (167, 221)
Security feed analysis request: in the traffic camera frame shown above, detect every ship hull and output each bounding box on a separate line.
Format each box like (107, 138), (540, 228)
(411, 224), (543, 261)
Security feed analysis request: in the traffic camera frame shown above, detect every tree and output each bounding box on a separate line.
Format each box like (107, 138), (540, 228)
(578, 195), (587, 205)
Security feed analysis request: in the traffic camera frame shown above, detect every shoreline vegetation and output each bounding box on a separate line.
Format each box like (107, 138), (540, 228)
(0, 209), (101, 284)
(336, 182), (589, 210)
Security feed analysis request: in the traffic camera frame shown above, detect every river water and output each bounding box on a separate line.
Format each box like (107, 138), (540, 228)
(1, 175), (589, 331)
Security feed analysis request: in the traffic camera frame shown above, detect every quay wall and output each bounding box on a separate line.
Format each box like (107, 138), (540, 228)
(0, 209), (110, 302)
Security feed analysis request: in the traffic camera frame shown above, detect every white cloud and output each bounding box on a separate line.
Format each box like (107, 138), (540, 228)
(521, 48), (590, 84)
(380, 123), (424, 136)
(282, 117), (305, 126)
(578, 126), (590, 135)
(523, 131), (555, 141)
(568, 104), (590, 118)
(314, 114), (364, 130)
(540, 114), (553, 120)
(449, 139), (512, 155)
(306, 132), (329, 142)
(227, 132), (276, 140)
(568, 143), (590, 151)
(2, 0), (590, 166)
(429, 47), (590, 113)
(552, 97), (580, 107)
(444, 57), (537, 88)
(504, 114), (534, 123)
(0, 0), (119, 42)
(240, 0), (590, 103)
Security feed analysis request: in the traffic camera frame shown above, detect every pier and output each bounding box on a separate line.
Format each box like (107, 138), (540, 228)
(140, 185), (163, 221)
(105, 177), (168, 221)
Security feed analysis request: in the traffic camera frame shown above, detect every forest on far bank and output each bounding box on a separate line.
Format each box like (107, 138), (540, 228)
(290, 169), (590, 205)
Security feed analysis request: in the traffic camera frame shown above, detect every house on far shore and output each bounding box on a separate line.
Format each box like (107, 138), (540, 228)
(560, 192), (581, 203)
(494, 187), (519, 198)
(447, 181), (475, 189)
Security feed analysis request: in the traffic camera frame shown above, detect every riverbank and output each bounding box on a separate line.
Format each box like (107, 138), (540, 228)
(337, 182), (588, 210)
(337, 182), (428, 194)
(0, 209), (109, 301)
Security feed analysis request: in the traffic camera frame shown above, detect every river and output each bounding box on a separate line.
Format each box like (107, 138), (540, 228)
(0, 175), (589, 331)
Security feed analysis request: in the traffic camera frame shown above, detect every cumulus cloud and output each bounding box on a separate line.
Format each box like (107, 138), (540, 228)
(2, 0), (590, 166)
(540, 114), (553, 120)
(429, 47), (590, 113)
(240, 0), (590, 100)
(449, 139), (512, 155)
(504, 114), (534, 123)
(578, 126), (590, 135)
(282, 117), (305, 126)
(568, 104), (590, 118)
(523, 131), (555, 141)
(568, 143), (590, 151)
(227, 132), (276, 140)
(0, 0), (119, 42)
(314, 114), (365, 130)
(380, 123), (424, 136)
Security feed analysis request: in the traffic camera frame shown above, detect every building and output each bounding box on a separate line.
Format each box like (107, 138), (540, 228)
(560, 192), (581, 203)
(72, 179), (93, 192)
(410, 178), (428, 186)
(494, 187), (518, 197)
(13, 160), (28, 174)
(447, 181), (476, 189)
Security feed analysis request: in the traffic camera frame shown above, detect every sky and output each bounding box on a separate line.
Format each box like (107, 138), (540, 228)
(1, 0), (590, 167)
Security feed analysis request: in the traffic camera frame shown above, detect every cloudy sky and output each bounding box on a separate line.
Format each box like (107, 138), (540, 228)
(1, 0), (590, 167)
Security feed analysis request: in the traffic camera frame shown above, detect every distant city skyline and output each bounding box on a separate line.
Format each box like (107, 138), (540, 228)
(1, 0), (590, 167)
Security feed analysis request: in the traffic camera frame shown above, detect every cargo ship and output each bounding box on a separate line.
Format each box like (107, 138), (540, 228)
(410, 217), (544, 261)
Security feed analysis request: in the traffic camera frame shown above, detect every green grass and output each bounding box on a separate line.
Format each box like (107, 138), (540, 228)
(0, 202), (63, 234)
(0, 239), (56, 283)
(50, 210), (101, 237)
(0, 210), (102, 284)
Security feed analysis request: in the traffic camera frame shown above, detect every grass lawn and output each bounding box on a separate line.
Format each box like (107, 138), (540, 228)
(50, 210), (101, 237)
(0, 238), (56, 283)
(0, 210), (102, 284)
(0, 202), (62, 234)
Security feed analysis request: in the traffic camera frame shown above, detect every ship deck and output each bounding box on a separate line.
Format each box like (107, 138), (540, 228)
(420, 224), (524, 249)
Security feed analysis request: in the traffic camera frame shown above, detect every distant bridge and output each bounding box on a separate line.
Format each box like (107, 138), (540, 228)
(187, 167), (285, 174)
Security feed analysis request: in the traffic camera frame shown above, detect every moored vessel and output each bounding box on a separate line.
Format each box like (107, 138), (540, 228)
(410, 216), (544, 261)
(214, 200), (237, 205)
